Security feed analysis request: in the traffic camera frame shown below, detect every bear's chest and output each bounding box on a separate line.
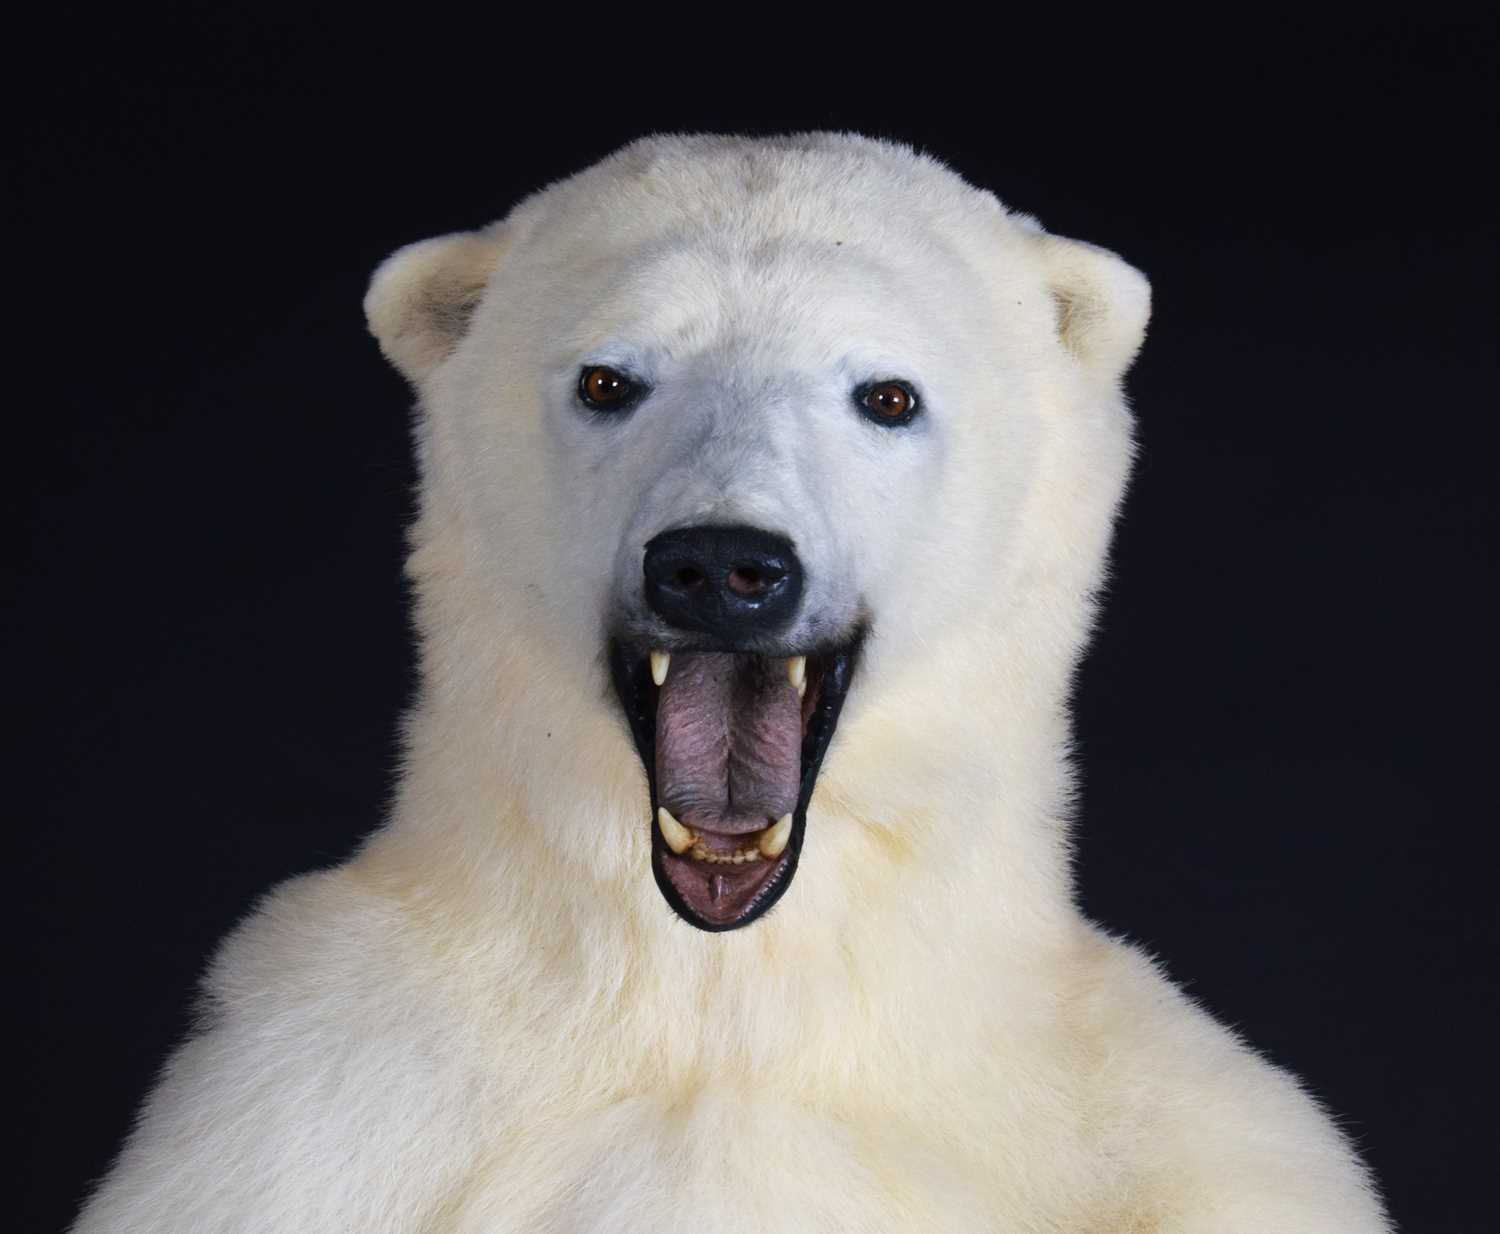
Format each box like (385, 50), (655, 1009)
(439, 1088), (1031, 1234)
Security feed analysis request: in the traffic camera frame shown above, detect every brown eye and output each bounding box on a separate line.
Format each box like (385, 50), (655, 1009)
(579, 365), (643, 412)
(857, 380), (919, 426)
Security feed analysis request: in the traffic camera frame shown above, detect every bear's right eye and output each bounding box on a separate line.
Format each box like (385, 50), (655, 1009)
(579, 365), (645, 413)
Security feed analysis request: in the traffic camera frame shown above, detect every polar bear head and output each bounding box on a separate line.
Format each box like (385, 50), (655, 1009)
(365, 133), (1149, 933)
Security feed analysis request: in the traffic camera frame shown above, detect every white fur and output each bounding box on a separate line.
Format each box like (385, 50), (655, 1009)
(72, 133), (1389, 1232)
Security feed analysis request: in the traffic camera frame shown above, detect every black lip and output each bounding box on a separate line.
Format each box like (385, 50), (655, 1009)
(607, 630), (864, 931)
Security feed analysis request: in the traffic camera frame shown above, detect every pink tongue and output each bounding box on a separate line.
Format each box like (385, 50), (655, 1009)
(655, 653), (801, 833)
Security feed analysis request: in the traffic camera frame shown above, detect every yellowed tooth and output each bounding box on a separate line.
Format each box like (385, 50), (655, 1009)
(759, 812), (793, 859)
(650, 650), (671, 687)
(787, 655), (806, 692)
(657, 806), (694, 855)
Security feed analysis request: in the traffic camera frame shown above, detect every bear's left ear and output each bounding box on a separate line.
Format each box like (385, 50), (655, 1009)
(1033, 232), (1152, 384)
(364, 226), (510, 386)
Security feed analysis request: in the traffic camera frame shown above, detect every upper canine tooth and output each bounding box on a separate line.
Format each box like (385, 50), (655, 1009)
(650, 650), (671, 686)
(759, 812), (793, 859)
(657, 806), (694, 855)
(787, 656), (806, 691)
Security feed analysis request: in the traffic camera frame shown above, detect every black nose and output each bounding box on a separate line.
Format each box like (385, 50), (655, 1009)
(643, 525), (803, 642)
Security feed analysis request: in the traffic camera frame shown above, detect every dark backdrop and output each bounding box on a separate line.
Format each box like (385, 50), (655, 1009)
(14, 15), (1497, 1233)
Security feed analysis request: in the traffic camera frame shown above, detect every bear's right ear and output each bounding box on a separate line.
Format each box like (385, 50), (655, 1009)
(364, 227), (509, 386)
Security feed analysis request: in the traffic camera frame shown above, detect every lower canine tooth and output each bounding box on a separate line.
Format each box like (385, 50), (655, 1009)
(657, 806), (694, 855)
(759, 813), (793, 859)
(650, 650), (670, 686)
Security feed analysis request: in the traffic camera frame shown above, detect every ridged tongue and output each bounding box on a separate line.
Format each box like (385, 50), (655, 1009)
(655, 652), (801, 833)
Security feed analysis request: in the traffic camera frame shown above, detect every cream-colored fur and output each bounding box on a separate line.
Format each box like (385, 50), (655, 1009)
(72, 133), (1389, 1232)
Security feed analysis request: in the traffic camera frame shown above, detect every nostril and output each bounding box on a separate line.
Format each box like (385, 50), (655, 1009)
(726, 567), (766, 596)
(674, 566), (705, 590)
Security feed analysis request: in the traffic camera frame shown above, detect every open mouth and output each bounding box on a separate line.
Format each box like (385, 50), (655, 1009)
(608, 634), (862, 931)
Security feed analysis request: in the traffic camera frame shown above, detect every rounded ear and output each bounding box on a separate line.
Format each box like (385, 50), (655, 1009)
(364, 226), (510, 385)
(1033, 232), (1151, 384)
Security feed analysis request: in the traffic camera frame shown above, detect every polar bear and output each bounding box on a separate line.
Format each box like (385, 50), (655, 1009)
(71, 133), (1390, 1232)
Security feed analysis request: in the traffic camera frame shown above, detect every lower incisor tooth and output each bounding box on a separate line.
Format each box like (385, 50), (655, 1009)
(688, 841), (781, 864)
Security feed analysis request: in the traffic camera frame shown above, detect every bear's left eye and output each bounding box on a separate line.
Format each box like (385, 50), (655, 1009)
(579, 365), (645, 413)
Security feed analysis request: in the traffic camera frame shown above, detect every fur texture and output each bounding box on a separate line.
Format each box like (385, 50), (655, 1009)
(72, 133), (1390, 1232)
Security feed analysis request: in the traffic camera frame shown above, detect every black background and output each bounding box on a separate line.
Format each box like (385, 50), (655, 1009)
(14, 14), (1498, 1233)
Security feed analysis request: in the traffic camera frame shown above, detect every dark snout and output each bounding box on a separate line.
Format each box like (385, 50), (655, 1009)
(643, 526), (803, 643)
